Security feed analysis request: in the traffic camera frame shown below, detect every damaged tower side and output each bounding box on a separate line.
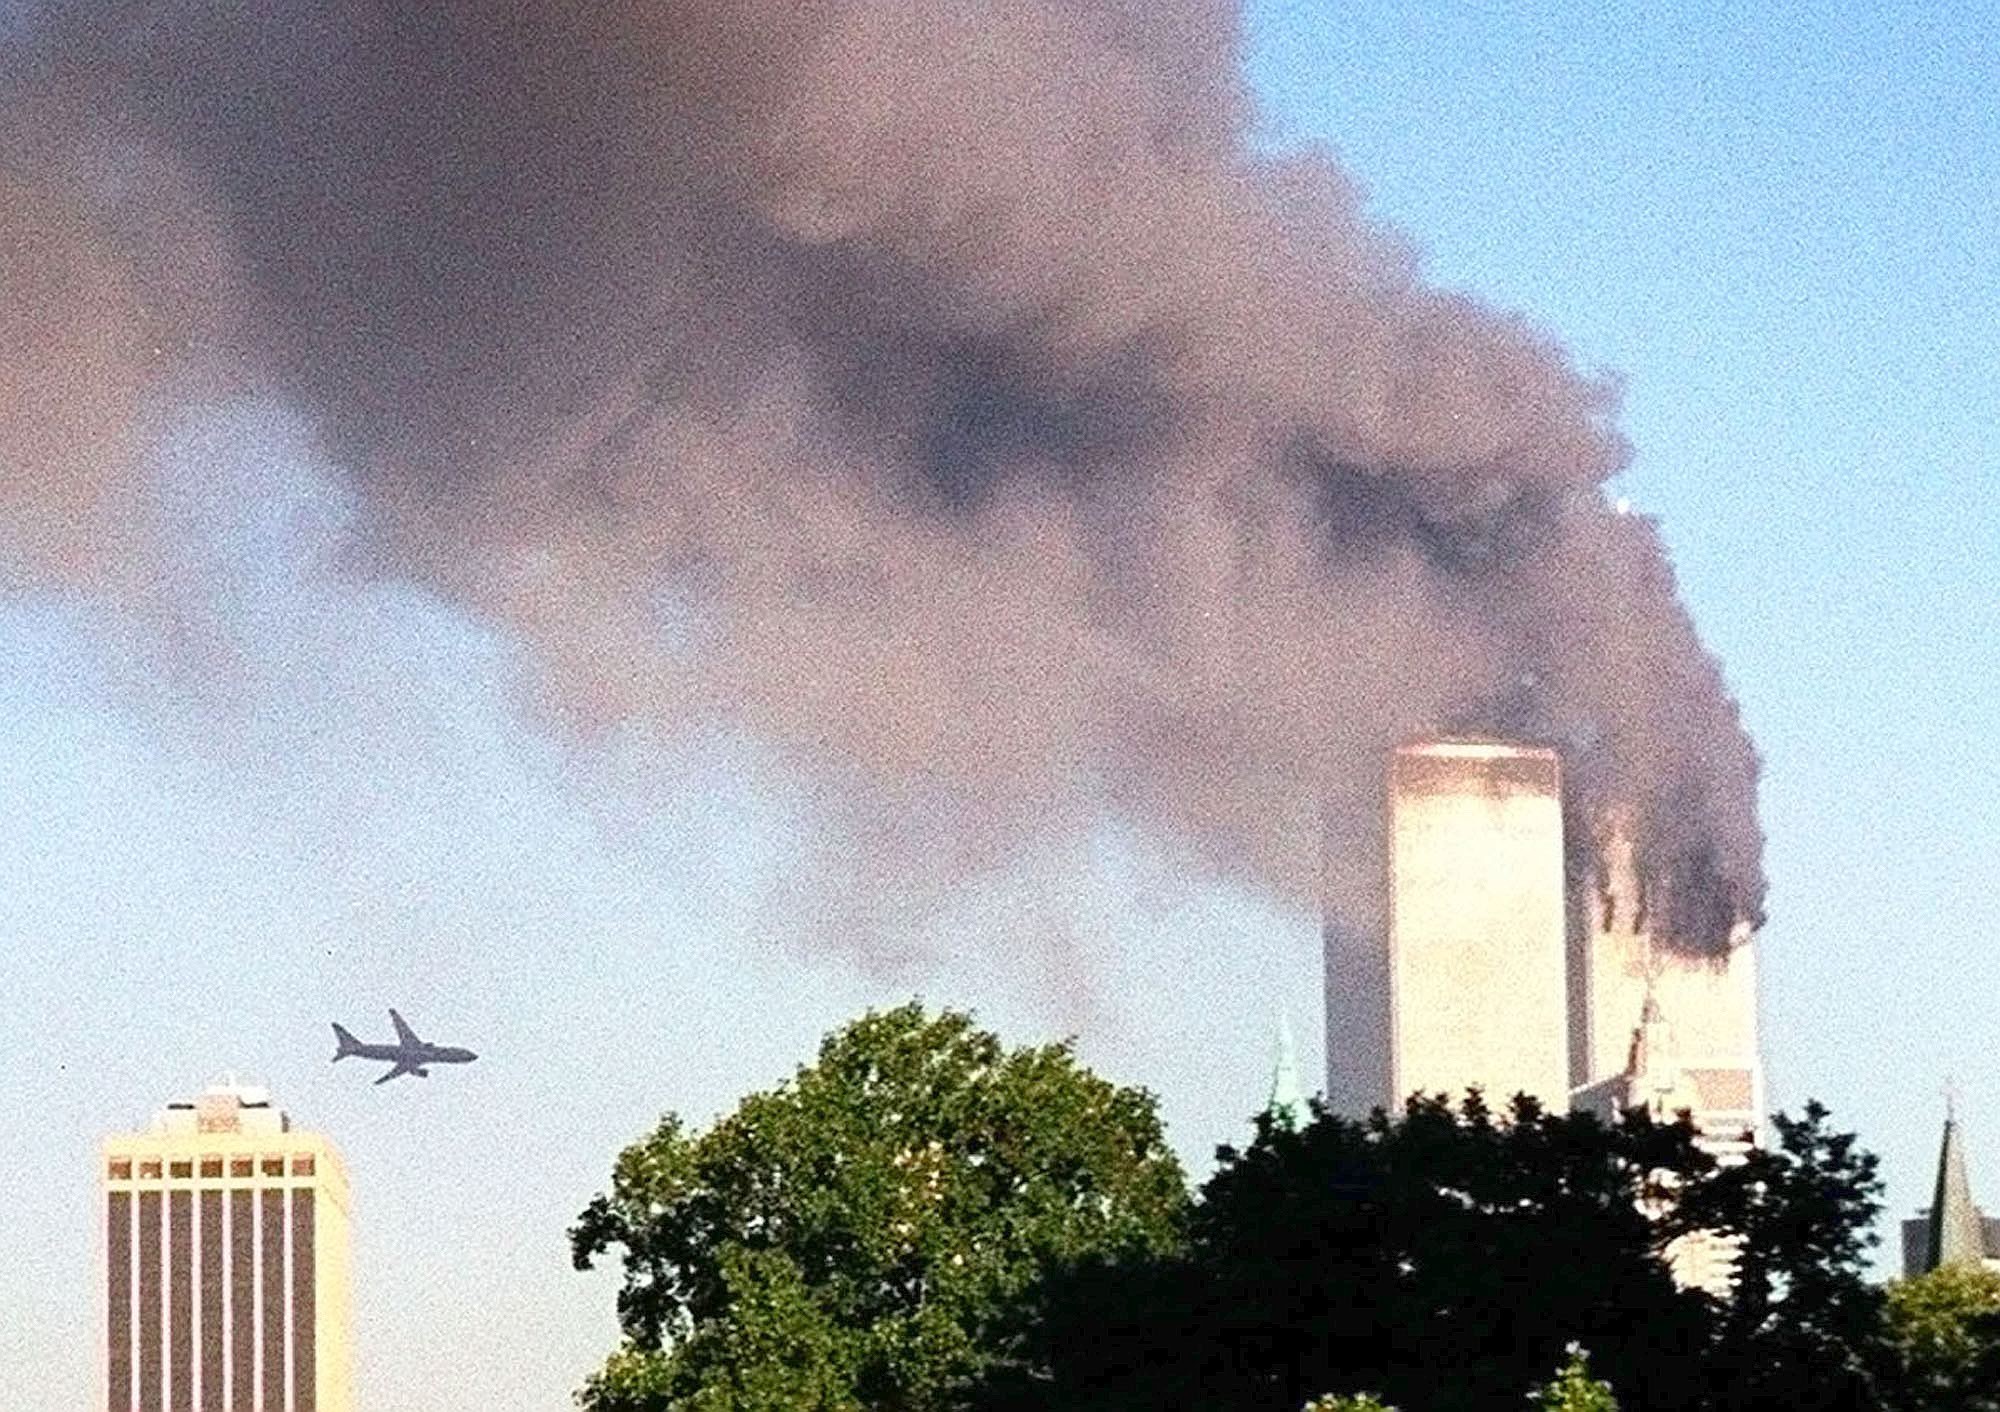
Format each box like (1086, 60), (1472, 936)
(1569, 821), (1763, 1159)
(1571, 834), (1762, 1297)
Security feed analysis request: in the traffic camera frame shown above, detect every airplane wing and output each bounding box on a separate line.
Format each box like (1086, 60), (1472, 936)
(388, 1008), (422, 1047)
(374, 1061), (418, 1085)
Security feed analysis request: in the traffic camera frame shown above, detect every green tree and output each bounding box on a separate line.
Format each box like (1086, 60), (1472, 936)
(1022, 1091), (1716, 1412)
(1530, 1346), (1619, 1412)
(571, 1004), (1188, 1411)
(1301, 1395), (1397, 1412)
(1882, 1263), (2000, 1412)
(1016, 1095), (1892, 1412)
(1683, 1102), (1889, 1412)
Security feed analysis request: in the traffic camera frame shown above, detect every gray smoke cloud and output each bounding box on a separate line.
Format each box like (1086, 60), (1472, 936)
(0, 1), (1761, 950)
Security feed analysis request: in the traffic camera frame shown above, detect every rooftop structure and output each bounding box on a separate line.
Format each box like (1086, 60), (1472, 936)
(103, 1082), (353, 1412)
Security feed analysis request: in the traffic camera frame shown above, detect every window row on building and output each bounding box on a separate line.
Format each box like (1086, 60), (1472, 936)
(107, 1155), (316, 1183)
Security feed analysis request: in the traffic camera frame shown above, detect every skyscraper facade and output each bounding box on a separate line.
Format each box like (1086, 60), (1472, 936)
(1381, 738), (1570, 1111)
(103, 1084), (353, 1412)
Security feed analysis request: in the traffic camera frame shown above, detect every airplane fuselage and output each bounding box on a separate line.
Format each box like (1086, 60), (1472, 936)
(332, 1012), (477, 1083)
(341, 1040), (476, 1069)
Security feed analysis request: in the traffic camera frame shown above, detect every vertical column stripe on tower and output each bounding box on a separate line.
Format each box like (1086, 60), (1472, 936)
(230, 1194), (254, 1412)
(291, 1191), (316, 1412)
(261, 1190), (285, 1412)
(109, 1191), (133, 1412)
(138, 1191), (162, 1412)
(169, 1192), (193, 1412)
(200, 1191), (225, 1412)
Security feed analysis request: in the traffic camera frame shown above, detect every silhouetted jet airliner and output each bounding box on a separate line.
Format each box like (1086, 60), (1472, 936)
(331, 1010), (477, 1085)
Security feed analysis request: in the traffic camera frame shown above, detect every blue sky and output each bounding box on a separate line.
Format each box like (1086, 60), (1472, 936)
(5, 3), (1998, 1407)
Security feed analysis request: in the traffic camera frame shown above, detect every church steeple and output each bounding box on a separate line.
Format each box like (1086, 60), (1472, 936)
(1266, 1011), (1308, 1131)
(1924, 1098), (1986, 1272)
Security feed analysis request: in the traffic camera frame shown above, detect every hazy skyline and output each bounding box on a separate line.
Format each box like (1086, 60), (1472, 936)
(5, 3), (1997, 1409)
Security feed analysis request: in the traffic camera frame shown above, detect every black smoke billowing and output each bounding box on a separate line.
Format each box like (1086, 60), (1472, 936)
(0, 1), (1761, 949)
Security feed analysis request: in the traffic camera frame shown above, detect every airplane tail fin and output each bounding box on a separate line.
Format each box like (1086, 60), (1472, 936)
(331, 1023), (361, 1062)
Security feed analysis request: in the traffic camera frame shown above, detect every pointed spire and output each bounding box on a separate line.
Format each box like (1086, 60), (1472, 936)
(1926, 1102), (1986, 1271)
(1266, 1010), (1307, 1131)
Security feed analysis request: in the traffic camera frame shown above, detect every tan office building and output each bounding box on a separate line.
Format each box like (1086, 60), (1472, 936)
(103, 1084), (353, 1412)
(1384, 739), (1570, 1111)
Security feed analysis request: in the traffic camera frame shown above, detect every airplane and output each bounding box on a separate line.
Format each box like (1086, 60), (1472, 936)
(331, 1010), (478, 1085)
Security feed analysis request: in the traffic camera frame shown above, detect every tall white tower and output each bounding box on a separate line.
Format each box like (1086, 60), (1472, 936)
(1325, 738), (1571, 1113)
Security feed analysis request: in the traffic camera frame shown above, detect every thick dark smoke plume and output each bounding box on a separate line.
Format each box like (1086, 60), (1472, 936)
(0, 2), (1762, 949)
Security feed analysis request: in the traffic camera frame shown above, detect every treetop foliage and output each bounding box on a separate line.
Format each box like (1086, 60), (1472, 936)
(1882, 1263), (2000, 1412)
(1301, 1395), (1399, 1412)
(570, 1003), (1187, 1411)
(1529, 1346), (1619, 1412)
(1025, 1090), (1716, 1412)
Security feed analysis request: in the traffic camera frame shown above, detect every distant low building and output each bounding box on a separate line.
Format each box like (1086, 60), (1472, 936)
(1902, 1104), (2000, 1276)
(103, 1082), (354, 1412)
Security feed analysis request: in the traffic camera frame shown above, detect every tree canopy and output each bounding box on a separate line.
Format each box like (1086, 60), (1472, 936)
(1882, 1263), (2000, 1412)
(1008, 1092), (1894, 1412)
(570, 1004), (1188, 1411)
(1681, 1102), (1888, 1412)
(1012, 1092), (1716, 1412)
(575, 1007), (1902, 1412)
